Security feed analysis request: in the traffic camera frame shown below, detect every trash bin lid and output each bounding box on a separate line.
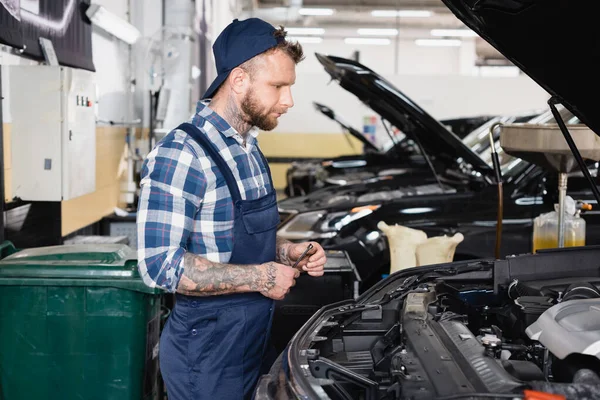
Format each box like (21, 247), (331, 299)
(0, 244), (160, 294)
(0, 244), (136, 277)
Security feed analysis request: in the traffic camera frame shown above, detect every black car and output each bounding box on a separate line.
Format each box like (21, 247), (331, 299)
(285, 102), (494, 197)
(258, 2), (600, 399)
(277, 54), (584, 289)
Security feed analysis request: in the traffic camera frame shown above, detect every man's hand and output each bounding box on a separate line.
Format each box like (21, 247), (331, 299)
(288, 242), (326, 277)
(258, 262), (300, 300)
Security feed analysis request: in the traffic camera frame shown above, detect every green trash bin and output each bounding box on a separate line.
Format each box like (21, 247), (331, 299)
(0, 242), (163, 400)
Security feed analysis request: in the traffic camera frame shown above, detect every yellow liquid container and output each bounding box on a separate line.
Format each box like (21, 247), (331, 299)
(532, 210), (586, 252)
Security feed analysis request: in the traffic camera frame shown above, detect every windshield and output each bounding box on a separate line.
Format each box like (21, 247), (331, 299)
(462, 113), (538, 153)
(375, 104), (576, 177)
(477, 106), (577, 176)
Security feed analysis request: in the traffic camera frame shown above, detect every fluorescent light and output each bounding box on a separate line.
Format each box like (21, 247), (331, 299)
(371, 10), (432, 18)
(345, 37), (391, 45)
(431, 29), (477, 37)
(298, 8), (334, 16)
(288, 36), (323, 44)
(357, 28), (398, 36)
(415, 39), (462, 47)
(286, 27), (325, 35)
(86, 4), (140, 45)
(371, 10), (398, 17)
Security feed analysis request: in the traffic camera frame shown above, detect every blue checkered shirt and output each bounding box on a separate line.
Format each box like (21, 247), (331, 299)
(136, 101), (273, 292)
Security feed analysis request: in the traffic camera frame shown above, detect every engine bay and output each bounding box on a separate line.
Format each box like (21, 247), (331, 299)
(297, 259), (600, 400)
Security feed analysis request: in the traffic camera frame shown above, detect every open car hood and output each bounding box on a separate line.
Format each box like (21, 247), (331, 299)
(441, 0), (600, 136)
(315, 53), (492, 174)
(312, 102), (380, 153)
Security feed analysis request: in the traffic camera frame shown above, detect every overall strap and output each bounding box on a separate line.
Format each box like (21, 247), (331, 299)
(254, 145), (275, 190)
(176, 123), (242, 203)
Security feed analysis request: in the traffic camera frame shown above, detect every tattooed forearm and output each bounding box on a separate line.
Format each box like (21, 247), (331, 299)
(276, 235), (293, 266)
(176, 252), (276, 297)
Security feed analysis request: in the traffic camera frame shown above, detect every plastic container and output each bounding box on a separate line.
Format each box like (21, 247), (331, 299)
(533, 196), (586, 252)
(0, 242), (163, 400)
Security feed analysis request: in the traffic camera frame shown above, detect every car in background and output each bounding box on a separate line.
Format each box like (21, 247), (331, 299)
(277, 53), (594, 290)
(285, 102), (494, 197)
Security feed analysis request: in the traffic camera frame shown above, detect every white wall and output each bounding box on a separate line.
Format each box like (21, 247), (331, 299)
(296, 38), (461, 76)
(274, 71), (551, 136)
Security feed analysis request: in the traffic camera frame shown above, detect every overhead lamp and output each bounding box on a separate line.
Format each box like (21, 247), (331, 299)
(288, 36), (324, 44)
(345, 37), (391, 45)
(86, 4), (141, 45)
(286, 27), (326, 35)
(298, 8), (335, 16)
(415, 39), (462, 47)
(371, 10), (432, 18)
(357, 28), (398, 36)
(431, 29), (477, 37)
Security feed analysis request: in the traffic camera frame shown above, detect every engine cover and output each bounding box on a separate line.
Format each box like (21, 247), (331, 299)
(526, 299), (600, 360)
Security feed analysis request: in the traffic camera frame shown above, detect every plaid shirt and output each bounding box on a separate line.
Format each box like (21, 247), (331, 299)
(136, 101), (272, 292)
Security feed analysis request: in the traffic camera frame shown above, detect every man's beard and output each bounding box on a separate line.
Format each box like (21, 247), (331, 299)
(240, 90), (279, 131)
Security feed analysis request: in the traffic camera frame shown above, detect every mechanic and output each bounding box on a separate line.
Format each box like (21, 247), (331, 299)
(136, 18), (327, 400)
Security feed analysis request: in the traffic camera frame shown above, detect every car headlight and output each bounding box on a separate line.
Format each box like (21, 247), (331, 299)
(277, 205), (380, 240)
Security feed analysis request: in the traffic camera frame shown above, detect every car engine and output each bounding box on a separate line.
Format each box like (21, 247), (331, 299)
(303, 272), (600, 399)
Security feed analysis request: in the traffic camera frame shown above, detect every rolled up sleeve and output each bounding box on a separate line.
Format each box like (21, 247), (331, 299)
(136, 138), (206, 292)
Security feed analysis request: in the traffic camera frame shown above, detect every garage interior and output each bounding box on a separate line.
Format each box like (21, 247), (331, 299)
(1, 1), (599, 399)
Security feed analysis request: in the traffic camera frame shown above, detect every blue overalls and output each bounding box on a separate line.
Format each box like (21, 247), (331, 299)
(159, 123), (280, 400)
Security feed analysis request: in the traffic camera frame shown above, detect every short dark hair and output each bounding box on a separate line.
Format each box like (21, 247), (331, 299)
(240, 26), (305, 76)
(270, 26), (305, 64)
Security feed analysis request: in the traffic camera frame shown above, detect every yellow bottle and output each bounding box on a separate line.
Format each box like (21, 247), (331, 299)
(532, 196), (589, 252)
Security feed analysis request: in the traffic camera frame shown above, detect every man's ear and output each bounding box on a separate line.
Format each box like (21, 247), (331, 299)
(227, 67), (250, 95)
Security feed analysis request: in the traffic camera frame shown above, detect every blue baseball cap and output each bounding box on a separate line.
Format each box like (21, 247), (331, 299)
(202, 18), (283, 100)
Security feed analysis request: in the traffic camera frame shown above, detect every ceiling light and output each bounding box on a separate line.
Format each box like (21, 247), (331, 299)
(345, 37), (391, 45)
(371, 10), (432, 18)
(288, 36), (324, 44)
(371, 10), (398, 17)
(286, 27), (326, 35)
(431, 29), (478, 37)
(298, 8), (334, 16)
(415, 39), (462, 47)
(86, 4), (141, 45)
(357, 28), (398, 36)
